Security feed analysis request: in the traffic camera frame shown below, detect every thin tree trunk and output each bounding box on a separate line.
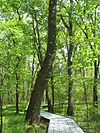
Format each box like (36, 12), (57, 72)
(16, 73), (19, 114)
(7, 91), (10, 104)
(26, 0), (57, 125)
(51, 68), (54, 113)
(67, 50), (73, 116)
(27, 88), (30, 102)
(92, 8), (98, 107)
(0, 95), (2, 133)
(0, 97), (2, 133)
(22, 80), (26, 100)
(93, 60), (98, 106)
(81, 68), (88, 118)
(60, 0), (73, 116)
(35, 14), (43, 67)
(46, 84), (52, 112)
(67, 3), (73, 116)
(31, 54), (35, 89)
(0, 65), (2, 133)
(12, 39), (20, 113)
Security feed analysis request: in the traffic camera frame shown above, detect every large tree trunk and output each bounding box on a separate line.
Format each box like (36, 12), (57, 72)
(32, 13), (53, 112)
(33, 14), (52, 112)
(26, 0), (57, 125)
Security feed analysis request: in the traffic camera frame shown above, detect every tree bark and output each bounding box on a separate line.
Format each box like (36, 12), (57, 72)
(31, 54), (35, 89)
(26, 0), (57, 125)
(0, 95), (2, 133)
(22, 80), (26, 100)
(93, 60), (98, 106)
(16, 73), (19, 114)
(7, 91), (11, 104)
(34, 14), (43, 67)
(51, 67), (54, 113)
(81, 68), (88, 118)
(67, 26), (73, 116)
(46, 83), (52, 112)
(0, 65), (2, 133)
(67, 0), (73, 116)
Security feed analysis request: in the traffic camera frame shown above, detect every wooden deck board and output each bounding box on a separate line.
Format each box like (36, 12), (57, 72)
(41, 111), (84, 133)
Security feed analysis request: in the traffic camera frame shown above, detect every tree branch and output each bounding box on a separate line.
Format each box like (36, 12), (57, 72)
(60, 0), (69, 30)
(60, 15), (70, 30)
(76, 22), (88, 39)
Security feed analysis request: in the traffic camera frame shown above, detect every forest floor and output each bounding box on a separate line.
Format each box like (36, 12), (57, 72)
(3, 104), (48, 133)
(2, 103), (100, 133)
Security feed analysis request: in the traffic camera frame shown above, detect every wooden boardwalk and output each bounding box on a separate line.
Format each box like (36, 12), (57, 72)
(41, 111), (84, 133)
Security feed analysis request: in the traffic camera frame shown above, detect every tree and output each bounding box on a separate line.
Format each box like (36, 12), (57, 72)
(60, 0), (74, 115)
(31, 13), (52, 112)
(0, 65), (2, 133)
(75, 0), (99, 106)
(26, 0), (57, 125)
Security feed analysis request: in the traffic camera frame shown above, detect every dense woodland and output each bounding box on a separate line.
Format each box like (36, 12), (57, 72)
(0, 0), (100, 133)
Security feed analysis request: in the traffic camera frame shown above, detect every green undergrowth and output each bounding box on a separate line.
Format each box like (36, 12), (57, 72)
(2, 104), (47, 133)
(51, 104), (100, 133)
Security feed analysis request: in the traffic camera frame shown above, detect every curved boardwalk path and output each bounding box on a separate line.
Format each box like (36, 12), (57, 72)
(41, 111), (84, 133)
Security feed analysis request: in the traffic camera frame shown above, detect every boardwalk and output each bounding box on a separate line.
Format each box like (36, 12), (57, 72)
(41, 111), (84, 133)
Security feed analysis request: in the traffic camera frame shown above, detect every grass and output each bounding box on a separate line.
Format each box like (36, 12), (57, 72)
(2, 102), (100, 133)
(2, 104), (48, 133)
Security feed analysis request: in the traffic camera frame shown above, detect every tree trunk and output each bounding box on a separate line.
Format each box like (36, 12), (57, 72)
(93, 60), (98, 106)
(16, 73), (19, 114)
(81, 68), (88, 118)
(0, 65), (2, 133)
(67, 47), (73, 116)
(60, 0), (73, 116)
(0, 95), (2, 133)
(35, 14), (43, 67)
(31, 54), (35, 89)
(26, 0), (57, 125)
(67, 1), (73, 116)
(7, 91), (11, 104)
(33, 13), (52, 112)
(51, 68), (54, 113)
(22, 80), (26, 101)
(46, 84), (52, 112)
